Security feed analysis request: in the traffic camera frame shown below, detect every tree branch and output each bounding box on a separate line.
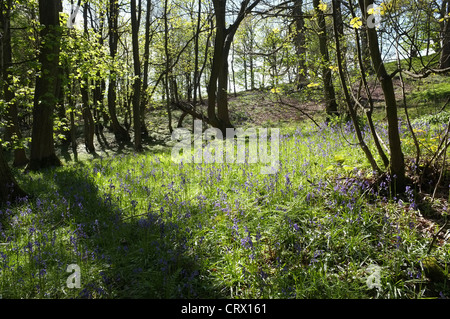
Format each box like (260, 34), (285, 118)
(275, 95), (321, 128)
(173, 101), (209, 124)
(390, 66), (450, 79)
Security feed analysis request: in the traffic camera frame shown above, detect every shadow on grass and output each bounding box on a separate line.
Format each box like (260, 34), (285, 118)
(55, 131), (172, 165)
(13, 161), (222, 299)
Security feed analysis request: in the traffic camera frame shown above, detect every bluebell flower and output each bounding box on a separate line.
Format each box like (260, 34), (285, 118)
(241, 236), (253, 249)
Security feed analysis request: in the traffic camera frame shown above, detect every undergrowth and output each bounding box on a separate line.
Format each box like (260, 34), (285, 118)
(1, 118), (449, 299)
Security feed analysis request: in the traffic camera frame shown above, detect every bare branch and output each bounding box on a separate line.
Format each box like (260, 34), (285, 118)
(391, 66), (450, 79)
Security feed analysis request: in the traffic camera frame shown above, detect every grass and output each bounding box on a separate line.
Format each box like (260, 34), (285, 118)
(384, 53), (441, 76)
(1, 112), (450, 299)
(404, 76), (450, 116)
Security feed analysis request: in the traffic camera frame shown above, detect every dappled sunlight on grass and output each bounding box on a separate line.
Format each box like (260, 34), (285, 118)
(1, 120), (450, 299)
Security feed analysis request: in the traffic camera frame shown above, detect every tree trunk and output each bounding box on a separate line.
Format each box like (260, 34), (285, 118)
(99, 8), (110, 127)
(81, 4), (95, 154)
(0, 0), (28, 167)
(362, 0), (406, 191)
(208, 0), (261, 135)
(131, 0), (143, 151)
(332, 0), (380, 173)
(313, 0), (338, 117)
(0, 145), (26, 204)
(56, 66), (70, 145)
(198, 19), (213, 105)
(192, 0), (201, 112)
(440, 0), (450, 69)
(217, 35), (233, 130)
(292, 0), (306, 87)
(70, 107), (78, 160)
(207, 0), (226, 131)
(29, 0), (63, 171)
(94, 11), (108, 134)
(93, 77), (107, 134)
(358, 0), (373, 74)
(67, 80), (78, 158)
(140, 0), (152, 136)
(348, 0), (389, 169)
(108, 0), (130, 142)
(81, 81), (96, 153)
(163, 0), (174, 134)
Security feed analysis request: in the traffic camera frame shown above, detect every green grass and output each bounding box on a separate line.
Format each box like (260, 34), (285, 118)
(384, 53), (441, 75)
(408, 79), (450, 111)
(1, 116), (450, 299)
(373, 54), (450, 123)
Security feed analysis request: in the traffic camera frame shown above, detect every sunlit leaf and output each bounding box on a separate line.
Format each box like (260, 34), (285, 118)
(318, 1), (327, 12)
(350, 17), (362, 29)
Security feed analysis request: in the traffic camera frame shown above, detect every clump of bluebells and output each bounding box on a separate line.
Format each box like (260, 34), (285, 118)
(0, 119), (448, 299)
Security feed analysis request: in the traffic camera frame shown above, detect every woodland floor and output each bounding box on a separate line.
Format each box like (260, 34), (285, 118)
(3, 78), (450, 300)
(52, 78), (415, 164)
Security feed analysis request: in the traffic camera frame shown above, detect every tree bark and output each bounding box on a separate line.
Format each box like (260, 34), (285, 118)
(108, 0), (130, 142)
(131, 0), (143, 151)
(69, 88), (78, 159)
(81, 81), (96, 153)
(362, 0), (406, 191)
(0, 145), (26, 204)
(81, 3), (95, 154)
(0, 0), (28, 167)
(331, 0), (380, 173)
(140, 0), (152, 136)
(207, 0), (226, 131)
(348, 0), (389, 169)
(440, 0), (450, 69)
(163, 0), (174, 134)
(358, 0), (373, 74)
(93, 8), (108, 134)
(29, 0), (63, 171)
(313, 0), (338, 117)
(208, 0), (261, 135)
(292, 0), (306, 87)
(192, 0), (202, 127)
